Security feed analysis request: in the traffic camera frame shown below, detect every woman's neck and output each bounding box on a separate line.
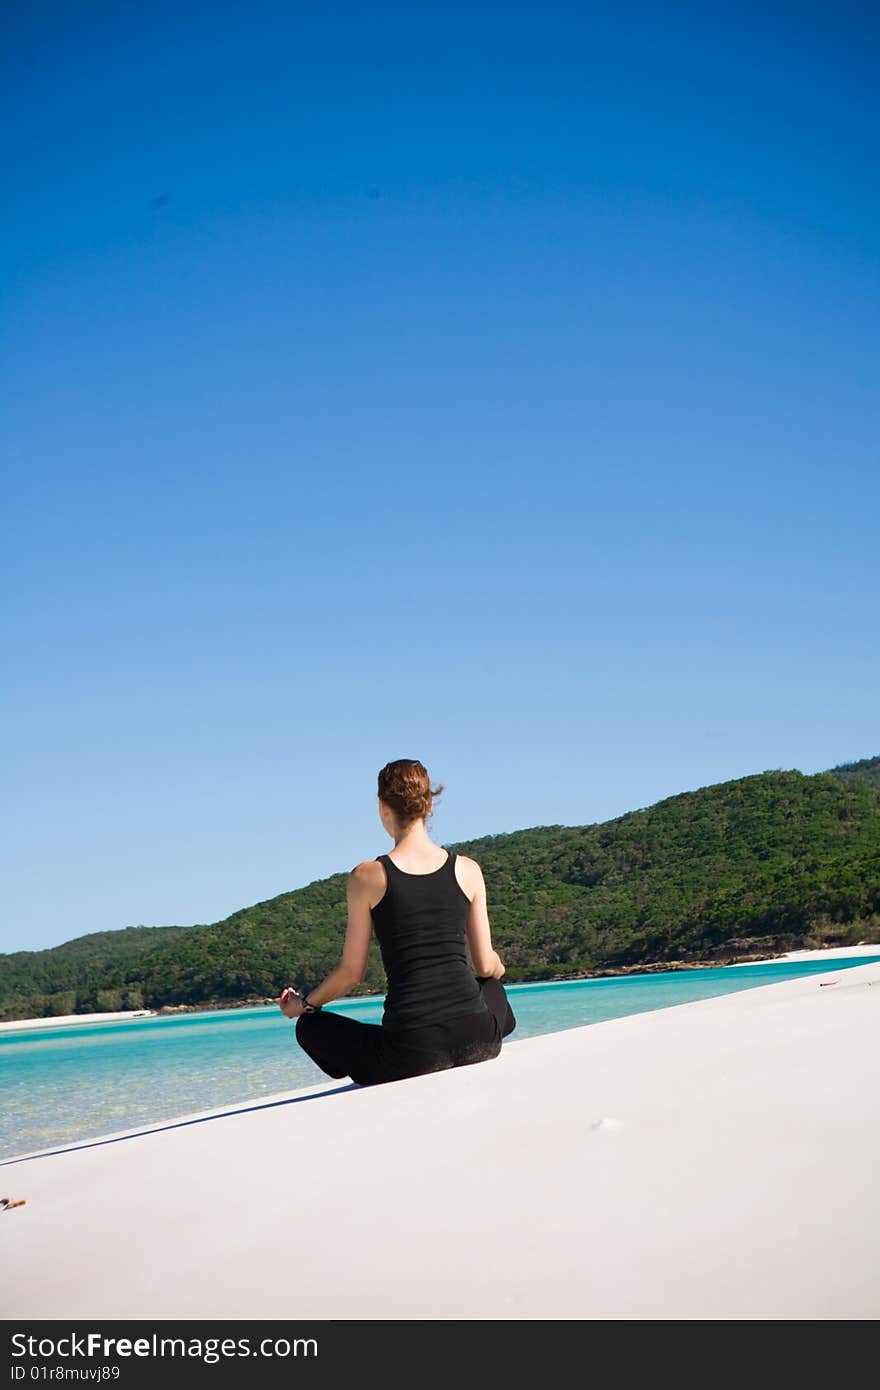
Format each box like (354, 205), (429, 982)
(390, 822), (435, 854)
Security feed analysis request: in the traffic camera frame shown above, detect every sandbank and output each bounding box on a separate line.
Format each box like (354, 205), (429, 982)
(726, 942), (880, 967)
(0, 1009), (154, 1033)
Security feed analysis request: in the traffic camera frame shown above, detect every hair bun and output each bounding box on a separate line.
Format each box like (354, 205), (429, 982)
(377, 759), (443, 827)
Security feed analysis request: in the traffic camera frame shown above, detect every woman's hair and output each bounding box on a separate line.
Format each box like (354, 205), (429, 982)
(377, 759), (444, 828)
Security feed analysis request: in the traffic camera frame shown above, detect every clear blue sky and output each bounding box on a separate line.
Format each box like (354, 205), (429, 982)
(3, 2), (878, 954)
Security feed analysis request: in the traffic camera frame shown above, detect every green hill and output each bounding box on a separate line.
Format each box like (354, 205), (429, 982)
(826, 754), (880, 790)
(2, 763), (879, 1022)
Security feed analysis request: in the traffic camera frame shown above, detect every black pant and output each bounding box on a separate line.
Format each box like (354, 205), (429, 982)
(294, 978), (517, 1088)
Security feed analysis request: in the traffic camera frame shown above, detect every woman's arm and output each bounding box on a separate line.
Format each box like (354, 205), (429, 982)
(280, 863), (375, 1016)
(463, 858), (506, 980)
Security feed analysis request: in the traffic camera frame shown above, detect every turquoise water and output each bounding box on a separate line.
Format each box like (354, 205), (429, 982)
(2, 955), (877, 1160)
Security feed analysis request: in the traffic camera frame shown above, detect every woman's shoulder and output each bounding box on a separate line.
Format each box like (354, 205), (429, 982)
(349, 858), (388, 887)
(351, 857), (386, 874)
(452, 852), (482, 898)
(453, 851), (481, 871)
(349, 859), (389, 913)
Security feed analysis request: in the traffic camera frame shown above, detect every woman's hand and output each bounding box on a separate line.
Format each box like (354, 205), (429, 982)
(280, 986), (305, 1019)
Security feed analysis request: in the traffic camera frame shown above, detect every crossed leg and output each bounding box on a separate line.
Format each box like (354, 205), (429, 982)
(293, 979), (516, 1087)
(294, 1011), (388, 1085)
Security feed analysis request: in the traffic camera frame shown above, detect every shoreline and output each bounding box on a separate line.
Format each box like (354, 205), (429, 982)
(0, 1008), (154, 1033)
(2, 942), (877, 1032)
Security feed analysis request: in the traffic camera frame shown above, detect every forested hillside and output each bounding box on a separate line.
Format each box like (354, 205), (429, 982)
(827, 754), (880, 790)
(2, 763), (878, 1021)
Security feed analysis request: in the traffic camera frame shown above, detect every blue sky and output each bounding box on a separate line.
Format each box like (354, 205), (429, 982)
(3, 2), (878, 954)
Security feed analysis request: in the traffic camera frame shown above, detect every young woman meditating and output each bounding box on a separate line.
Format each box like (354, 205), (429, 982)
(280, 758), (516, 1086)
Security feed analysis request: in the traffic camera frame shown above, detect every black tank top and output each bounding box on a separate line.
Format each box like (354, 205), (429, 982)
(371, 849), (489, 1030)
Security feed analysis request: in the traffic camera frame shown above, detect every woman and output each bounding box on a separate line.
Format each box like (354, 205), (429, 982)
(280, 758), (516, 1086)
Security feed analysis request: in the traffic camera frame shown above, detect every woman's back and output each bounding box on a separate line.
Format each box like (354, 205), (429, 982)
(285, 758), (515, 1087)
(371, 849), (488, 1030)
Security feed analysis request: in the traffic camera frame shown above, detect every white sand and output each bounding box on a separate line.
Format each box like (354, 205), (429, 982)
(771, 942), (880, 960)
(3, 959), (878, 1320)
(726, 943), (880, 967)
(0, 1009), (154, 1033)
